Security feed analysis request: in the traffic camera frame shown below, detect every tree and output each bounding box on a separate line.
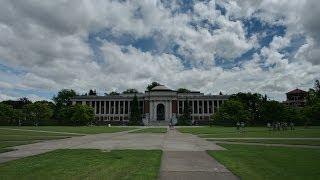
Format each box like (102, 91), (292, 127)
(24, 102), (53, 126)
(71, 104), (95, 125)
(177, 99), (192, 125)
(230, 92), (264, 125)
(260, 100), (284, 123)
(2, 97), (31, 109)
(89, 89), (97, 96)
(0, 103), (14, 125)
(211, 100), (251, 126)
(129, 95), (142, 125)
(109, 91), (120, 95)
(146, 82), (160, 91)
(57, 105), (75, 125)
(122, 89), (139, 94)
(177, 88), (191, 93)
(53, 89), (76, 106)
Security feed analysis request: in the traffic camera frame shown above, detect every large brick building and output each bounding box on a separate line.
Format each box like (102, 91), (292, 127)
(284, 88), (308, 107)
(71, 85), (229, 125)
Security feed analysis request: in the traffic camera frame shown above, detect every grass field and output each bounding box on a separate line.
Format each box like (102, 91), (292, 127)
(130, 128), (167, 133)
(1, 126), (136, 134)
(208, 144), (320, 180)
(0, 149), (162, 180)
(210, 139), (320, 146)
(178, 126), (320, 138)
(0, 128), (78, 153)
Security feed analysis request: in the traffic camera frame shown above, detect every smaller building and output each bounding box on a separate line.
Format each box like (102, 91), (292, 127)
(284, 88), (308, 107)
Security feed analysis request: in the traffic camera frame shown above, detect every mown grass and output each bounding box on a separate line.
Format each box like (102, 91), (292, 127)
(0, 149), (162, 180)
(178, 126), (320, 138)
(1, 126), (136, 134)
(208, 144), (320, 180)
(130, 128), (167, 133)
(0, 128), (77, 153)
(209, 139), (320, 146)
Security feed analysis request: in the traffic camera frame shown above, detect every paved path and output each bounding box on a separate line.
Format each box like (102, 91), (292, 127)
(0, 128), (238, 179)
(159, 129), (238, 180)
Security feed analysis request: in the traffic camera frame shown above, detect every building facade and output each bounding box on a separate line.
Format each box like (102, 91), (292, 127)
(284, 88), (308, 107)
(71, 85), (229, 125)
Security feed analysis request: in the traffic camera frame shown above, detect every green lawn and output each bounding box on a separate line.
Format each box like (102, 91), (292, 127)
(178, 126), (320, 138)
(0, 149), (162, 180)
(210, 139), (320, 146)
(0, 128), (78, 153)
(130, 128), (167, 133)
(208, 144), (320, 180)
(1, 126), (136, 134)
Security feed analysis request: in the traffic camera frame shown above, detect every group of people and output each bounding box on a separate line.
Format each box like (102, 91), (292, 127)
(236, 121), (246, 132)
(267, 122), (295, 131)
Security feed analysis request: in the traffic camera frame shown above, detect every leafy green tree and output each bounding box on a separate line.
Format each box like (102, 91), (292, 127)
(53, 89), (76, 106)
(109, 91), (120, 95)
(211, 100), (251, 126)
(230, 92), (264, 125)
(260, 100), (285, 123)
(24, 102), (53, 126)
(122, 89), (139, 94)
(71, 105), (95, 125)
(0, 103), (14, 125)
(57, 105), (75, 125)
(146, 82), (160, 91)
(129, 95), (142, 125)
(2, 97), (31, 109)
(177, 99), (192, 125)
(177, 88), (191, 93)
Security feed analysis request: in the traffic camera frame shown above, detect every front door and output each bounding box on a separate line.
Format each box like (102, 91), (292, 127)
(157, 104), (165, 121)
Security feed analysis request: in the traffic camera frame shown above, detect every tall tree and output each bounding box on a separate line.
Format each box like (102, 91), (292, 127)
(109, 91), (120, 95)
(0, 103), (14, 125)
(146, 82), (160, 91)
(129, 95), (142, 125)
(177, 88), (191, 93)
(53, 89), (76, 106)
(211, 100), (251, 126)
(71, 104), (95, 126)
(122, 89), (139, 94)
(24, 102), (53, 126)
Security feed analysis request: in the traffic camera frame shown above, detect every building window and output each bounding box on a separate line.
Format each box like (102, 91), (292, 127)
(76, 101), (82, 105)
(179, 101), (183, 114)
(106, 101), (109, 114)
(209, 101), (213, 113)
(120, 101), (124, 114)
(96, 101), (100, 114)
(204, 100), (207, 114)
(194, 100), (198, 114)
(111, 101), (114, 114)
(101, 101), (104, 114)
(199, 101), (202, 114)
(86, 101), (90, 106)
(115, 101), (119, 114)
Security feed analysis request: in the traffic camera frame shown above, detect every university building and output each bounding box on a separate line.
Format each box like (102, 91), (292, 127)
(284, 88), (308, 107)
(71, 85), (229, 125)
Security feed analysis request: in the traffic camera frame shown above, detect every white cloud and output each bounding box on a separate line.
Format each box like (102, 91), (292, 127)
(0, 0), (319, 102)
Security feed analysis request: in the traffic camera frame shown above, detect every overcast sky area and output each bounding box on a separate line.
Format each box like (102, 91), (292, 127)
(0, 0), (320, 102)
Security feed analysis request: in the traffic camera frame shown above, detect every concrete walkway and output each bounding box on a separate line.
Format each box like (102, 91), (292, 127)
(0, 128), (238, 179)
(159, 129), (238, 180)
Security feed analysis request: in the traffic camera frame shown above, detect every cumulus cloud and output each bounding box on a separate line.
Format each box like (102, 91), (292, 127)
(0, 0), (319, 101)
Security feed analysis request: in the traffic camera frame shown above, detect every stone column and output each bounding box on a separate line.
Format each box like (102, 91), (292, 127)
(207, 100), (209, 115)
(217, 100), (220, 111)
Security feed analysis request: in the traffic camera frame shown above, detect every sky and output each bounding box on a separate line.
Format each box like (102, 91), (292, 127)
(0, 0), (320, 102)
